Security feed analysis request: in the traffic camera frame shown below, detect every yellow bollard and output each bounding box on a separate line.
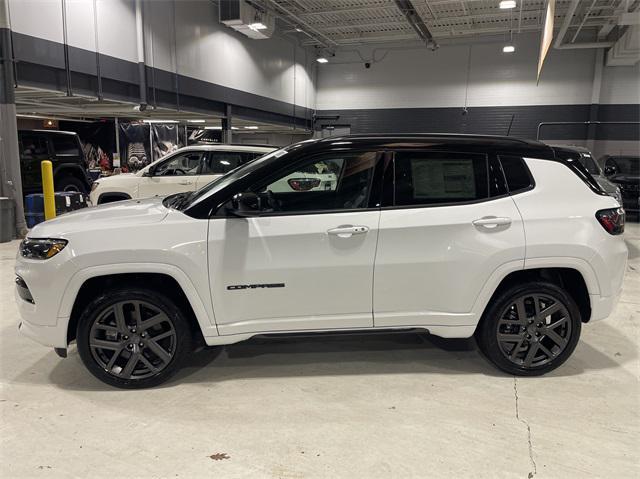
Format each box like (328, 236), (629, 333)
(41, 160), (56, 220)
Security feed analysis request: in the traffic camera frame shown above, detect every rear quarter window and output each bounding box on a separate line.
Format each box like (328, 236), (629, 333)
(51, 135), (81, 156)
(499, 155), (534, 193)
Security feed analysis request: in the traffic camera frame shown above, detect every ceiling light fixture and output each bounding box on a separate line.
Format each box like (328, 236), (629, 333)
(248, 22), (267, 31)
(499, 0), (516, 9)
(295, 27), (303, 32)
(143, 119), (178, 123)
(204, 126), (222, 130)
(244, 126), (259, 130)
(316, 57), (328, 63)
(188, 119), (206, 123)
(503, 45), (515, 53)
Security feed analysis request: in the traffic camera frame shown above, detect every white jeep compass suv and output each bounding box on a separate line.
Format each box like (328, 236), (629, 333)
(16, 135), (627, 388)
(89, 144), (274, 204)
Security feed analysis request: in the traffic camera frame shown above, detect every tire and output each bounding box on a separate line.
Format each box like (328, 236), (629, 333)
(475, 281), (581, 376)
(76, 288), (193, 389)
(56, 175), (88, 194)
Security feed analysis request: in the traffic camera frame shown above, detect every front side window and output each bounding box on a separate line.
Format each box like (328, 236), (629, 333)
(20, 135), (48, 157)
(245, 151), (378, 213)
(392, 152), (489, 206)
(154, 151), (203, 176)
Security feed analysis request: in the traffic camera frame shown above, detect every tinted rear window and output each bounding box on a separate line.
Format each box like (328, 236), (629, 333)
(499, 156), (533, 193)
(394, 152), (489, 206)
(51, 135), (80, 156)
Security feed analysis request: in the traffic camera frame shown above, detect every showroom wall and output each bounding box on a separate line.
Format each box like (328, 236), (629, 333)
(316, 32), (639, 153)
(6, 0), (316, 126)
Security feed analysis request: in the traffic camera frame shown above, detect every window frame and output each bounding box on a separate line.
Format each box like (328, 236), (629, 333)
(497, 154), (536, 196)
(213, 149), (387, 218)
(381, 149), (505, 209)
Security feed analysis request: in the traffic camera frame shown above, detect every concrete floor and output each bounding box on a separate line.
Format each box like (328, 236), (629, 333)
(1, 225), (638, 479)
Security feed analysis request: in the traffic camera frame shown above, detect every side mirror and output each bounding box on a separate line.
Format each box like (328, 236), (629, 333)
(227, 192), (261, 217)
(142, 167), (154, 177)
(604, 165), (617, 176)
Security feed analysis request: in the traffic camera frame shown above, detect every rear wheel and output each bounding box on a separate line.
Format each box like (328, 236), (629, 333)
(76, 288), (193, 388)
(56, 175), (87, 194)
(476, 282), (581, 376)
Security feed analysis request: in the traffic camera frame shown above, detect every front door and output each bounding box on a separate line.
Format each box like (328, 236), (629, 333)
(208, 151), (382, 335)
(373, 150), (526, 329)
(138, 150), (204, 198)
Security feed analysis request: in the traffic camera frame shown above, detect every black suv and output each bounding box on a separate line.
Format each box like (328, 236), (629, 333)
(601, 155), (640, 216)
(18, 130), (93, 194)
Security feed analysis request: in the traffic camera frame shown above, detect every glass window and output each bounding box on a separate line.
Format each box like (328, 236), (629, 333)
(20, 135), (48, 157)
(154, 151), (203, 176)
(393, 152), (489, 206)
(51, 135), (80, 156)
(251, 151), (377, 212)
(499, 155), (533, 193)
(578, 154), (601, 175)
(202, 152), (244, 175)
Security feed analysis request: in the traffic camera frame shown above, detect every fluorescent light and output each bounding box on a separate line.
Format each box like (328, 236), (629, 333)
(143, 119), (178, 123)
(244, 126), (259, 130)
(295, 28), (303, 32)
(231, 127), (239, 130)
(499, 1), (516, 9)
(316, 57), (328, 63)
(188, 119), (205, 123)
(248, 22), (267, 31)
(503, 44), (515, 53)
(204, 126), (222, 130)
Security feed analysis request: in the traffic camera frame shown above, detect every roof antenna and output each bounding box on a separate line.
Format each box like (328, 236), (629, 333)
(506, 114), (515, 136)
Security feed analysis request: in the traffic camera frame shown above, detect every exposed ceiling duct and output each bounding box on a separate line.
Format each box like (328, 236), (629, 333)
(219, 0), (275, 40)
(393, 0), (438, 50)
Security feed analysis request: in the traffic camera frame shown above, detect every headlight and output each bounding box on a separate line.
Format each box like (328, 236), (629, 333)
(20, 238), (68, 260)
(91, 181), (99, 192)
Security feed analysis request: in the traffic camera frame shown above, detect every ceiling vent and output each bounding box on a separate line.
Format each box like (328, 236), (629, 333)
(219, 0), (275, 40)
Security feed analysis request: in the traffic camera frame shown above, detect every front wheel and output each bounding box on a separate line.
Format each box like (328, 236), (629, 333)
(76, 288), (193, 388)
(476, 281), (581, 376)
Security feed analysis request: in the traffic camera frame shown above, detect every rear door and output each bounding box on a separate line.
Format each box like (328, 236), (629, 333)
(195, 151), (251, 189)
(373, 150), (525, 329)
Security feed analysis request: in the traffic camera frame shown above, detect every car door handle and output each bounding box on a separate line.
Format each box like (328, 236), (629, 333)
(327, 225), (369, 237)
(178, 181), (193, 186)
(472, 216), (512, 228)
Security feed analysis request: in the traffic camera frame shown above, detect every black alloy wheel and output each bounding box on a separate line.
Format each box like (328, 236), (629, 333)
(77, 289), (193, 388)
(476, 282), (581, 376)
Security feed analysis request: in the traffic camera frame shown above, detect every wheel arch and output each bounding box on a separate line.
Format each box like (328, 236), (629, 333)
(62, 265), (218, 345)
(53, 164), (90, 188)
(482, 267), (592, 325)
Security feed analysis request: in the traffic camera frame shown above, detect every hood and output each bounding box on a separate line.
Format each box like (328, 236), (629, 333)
(29, 197), (169, 238)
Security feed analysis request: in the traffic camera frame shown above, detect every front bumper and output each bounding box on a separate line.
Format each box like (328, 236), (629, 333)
(18, 318), (68, 349)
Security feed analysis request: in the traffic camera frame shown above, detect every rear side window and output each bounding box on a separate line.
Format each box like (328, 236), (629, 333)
(51, 135), (80, 156)
(552, 149), (605, 194)
(499, 155), (533, 193)
(393, 152), (489, 206)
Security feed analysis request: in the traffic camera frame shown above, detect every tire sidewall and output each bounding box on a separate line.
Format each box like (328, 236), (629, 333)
(76, 288), (192, 389)
(477, 281), (582, 376)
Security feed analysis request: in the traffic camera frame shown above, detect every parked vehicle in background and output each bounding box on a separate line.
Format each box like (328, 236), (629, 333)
(18, 130), (93, 194)
(601, 155), (640, 216)
(16, 135), (627, 388)
(90, 144), (275, 204)
(550, 145), (622, 204)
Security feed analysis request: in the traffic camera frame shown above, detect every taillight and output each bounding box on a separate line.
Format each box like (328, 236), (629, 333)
(288, 178), (320, 191)
(596, 207), (625, 235)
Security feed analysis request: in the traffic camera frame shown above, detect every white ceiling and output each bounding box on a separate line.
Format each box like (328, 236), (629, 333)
(257, 0), (637, 47)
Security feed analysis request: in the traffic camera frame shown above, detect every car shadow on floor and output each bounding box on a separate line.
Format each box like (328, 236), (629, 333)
(14, 322), (632, 391)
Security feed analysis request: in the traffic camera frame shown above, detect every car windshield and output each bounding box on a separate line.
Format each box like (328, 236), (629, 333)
(578, 154), (601, 175)
(173, 142), (311, 210)
(605, 156), (640, 175)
